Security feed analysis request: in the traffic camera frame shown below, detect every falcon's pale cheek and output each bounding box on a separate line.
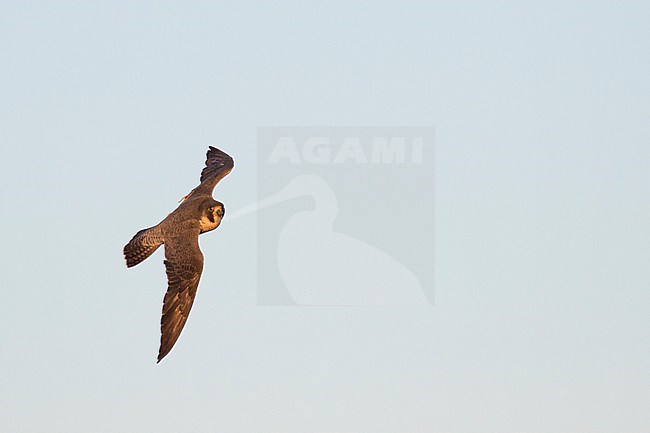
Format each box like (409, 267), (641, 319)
(199, 213), (221, 233)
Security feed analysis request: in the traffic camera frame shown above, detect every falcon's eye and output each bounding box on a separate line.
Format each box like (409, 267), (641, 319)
(208, 206), (213, 212)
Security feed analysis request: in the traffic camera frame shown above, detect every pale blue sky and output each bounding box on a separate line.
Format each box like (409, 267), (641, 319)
(1, 1), (649, 432)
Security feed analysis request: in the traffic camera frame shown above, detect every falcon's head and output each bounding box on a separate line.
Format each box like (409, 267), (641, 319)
(199, 199), (225, 233)
(207, 201), (225, 219)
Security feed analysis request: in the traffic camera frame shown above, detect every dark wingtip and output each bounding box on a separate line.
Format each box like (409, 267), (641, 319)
(157, 348), (168, 363)
(206, 146), (233, 162)
(123, 250), (137, 268)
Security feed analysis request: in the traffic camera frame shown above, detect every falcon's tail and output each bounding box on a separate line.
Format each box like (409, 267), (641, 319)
(123, 226), (164, 268)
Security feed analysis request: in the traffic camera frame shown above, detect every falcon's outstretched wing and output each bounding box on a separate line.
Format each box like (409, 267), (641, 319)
(158, 231), (204, 363)
(183, 146), (234, 201)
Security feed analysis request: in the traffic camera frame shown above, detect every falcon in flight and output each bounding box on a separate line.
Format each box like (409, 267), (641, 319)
(123, 146), (234, 363)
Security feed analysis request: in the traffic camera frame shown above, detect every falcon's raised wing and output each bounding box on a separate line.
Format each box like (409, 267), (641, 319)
(183, 146), (234, 201)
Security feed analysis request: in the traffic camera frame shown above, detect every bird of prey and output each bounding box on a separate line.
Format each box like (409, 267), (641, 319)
(123, 146), (234, 363)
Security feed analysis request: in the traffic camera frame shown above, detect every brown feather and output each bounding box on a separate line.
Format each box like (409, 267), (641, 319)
(157, 232), (204, 363)
(183, 147), (234, 201)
